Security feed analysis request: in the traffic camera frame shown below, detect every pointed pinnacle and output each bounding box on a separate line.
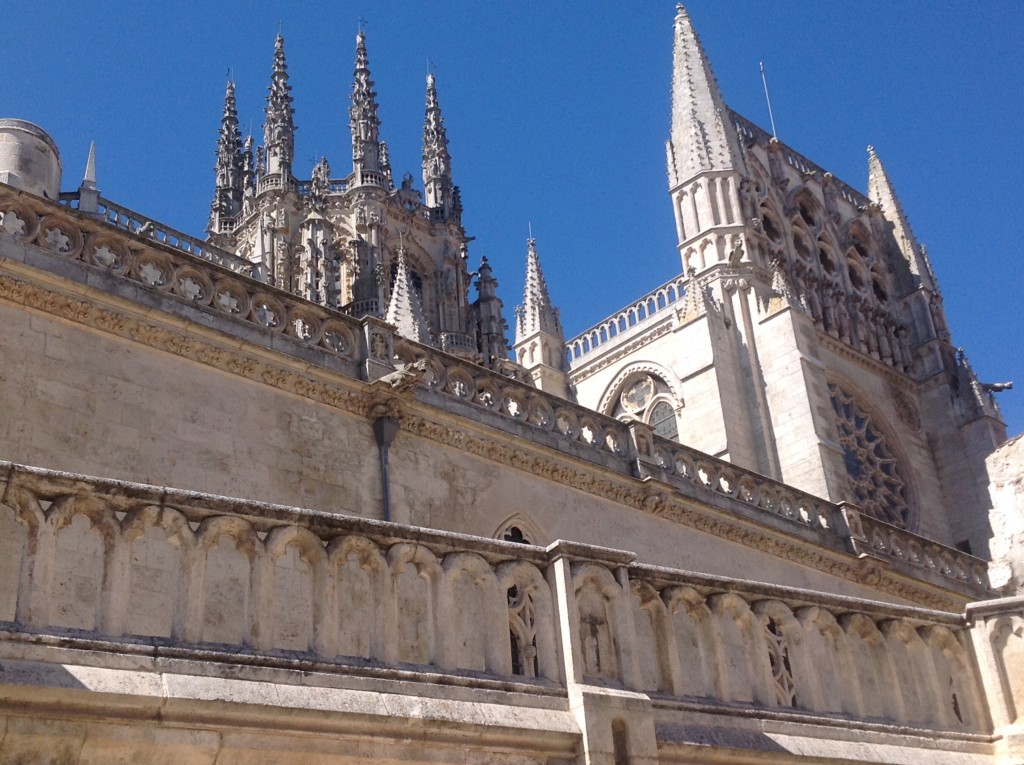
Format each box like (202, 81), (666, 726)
(82, 141), (97, 189)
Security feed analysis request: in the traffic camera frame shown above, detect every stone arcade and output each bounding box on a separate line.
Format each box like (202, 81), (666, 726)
(1, 6), (1023, 765)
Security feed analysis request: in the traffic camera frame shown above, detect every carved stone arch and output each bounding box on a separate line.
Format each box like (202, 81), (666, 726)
(796, 606), (857, 715)
(815, 234), (842, 279)
(46, 495), (120, 634)
(841, 219), (878, 277)
(920, 625), (986, 730)
(839, 612), (901, 721)
(826, 375), (918, 531)
(49, 494), (119, 542)
(598, 362), (683, 421)
(497, 560), (558, 681)
(265, 525), (327, 565)
(629, 579), (674, 693)
(758, 194), (787, 245)
(708, 592), (768, 704)
(387, 542), (443, 666)
(196, 515), (261, 557)
(662, 583), (716, 693)
(121, 505), (194, 547)
(264, 525), (327, 654)
(327, 535), (388, 661)
(121, 505), (195, 640)
(439, 552), (505, 674)
(786, 185), (826, 232)
(0, 487), (45, 538)
(493, 513), (547, 547)
(195, 515), (260, 647)
(573, 563), (626, 683)
(880, 618), (936, 726)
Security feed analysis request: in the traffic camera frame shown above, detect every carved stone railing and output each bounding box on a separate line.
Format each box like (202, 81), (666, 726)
(729, 110), (868, 208)
(59, 191), (255, 276)
(0, 461), (999, 735)
(845, 505), (989, 591)
(4, 184), (364, 366)
(565, 272), (689, 365)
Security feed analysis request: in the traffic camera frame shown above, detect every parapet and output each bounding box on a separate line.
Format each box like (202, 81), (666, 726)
(0, 118), (62, 200)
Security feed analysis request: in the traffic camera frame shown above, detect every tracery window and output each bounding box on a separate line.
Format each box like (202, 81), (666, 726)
(829, 382), (911, 529)
(611, 373), (680, 442)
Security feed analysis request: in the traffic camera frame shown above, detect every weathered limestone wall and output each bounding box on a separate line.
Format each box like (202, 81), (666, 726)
(986, 435), (1024, 594)
(0, 462), (1006, 765)
(0, 299), (382, 515)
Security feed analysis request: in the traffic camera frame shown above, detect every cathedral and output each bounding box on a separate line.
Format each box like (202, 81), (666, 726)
(0, 5), (1022, 764)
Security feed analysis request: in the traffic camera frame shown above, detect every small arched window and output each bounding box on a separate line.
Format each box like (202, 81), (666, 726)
(649, 401), (678, 441)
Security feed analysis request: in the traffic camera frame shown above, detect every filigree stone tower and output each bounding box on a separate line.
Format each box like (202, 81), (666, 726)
(207, 31), (508, 367)
(568, 3), (1007, 554)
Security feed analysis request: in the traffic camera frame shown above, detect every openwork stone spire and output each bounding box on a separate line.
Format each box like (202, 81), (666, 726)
(422, 73), (455, 218)
(515, 238), (562, 343)
(668, 3), (744, 186)
(350, 30), (384, 183)
(263, 36), (296, 179)
(385, 247), (431, 344)
(210, 81), (245, 233)
(867, 145), (933, 289)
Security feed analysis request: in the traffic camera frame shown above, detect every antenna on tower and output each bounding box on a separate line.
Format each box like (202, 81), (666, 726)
(759, 61), (778, 139)
(528, 221), (534, 241)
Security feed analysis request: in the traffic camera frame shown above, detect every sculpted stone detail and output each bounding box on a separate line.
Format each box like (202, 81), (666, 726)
(829, 382), (912, 530)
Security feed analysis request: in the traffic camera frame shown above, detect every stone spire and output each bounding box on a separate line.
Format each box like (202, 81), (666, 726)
(422, 73), (455, 219)
(513, 237), (569, 398)
(473, 256), (509, 365)
(667, 3), (744, 186)
(209, 81), (245, 234)
(867, 145), (934, 289)
(349, 30), (385, 186)
(385, 247), (431, 344)
(515, 237), (563, 343)
(263, 36), (296, 179)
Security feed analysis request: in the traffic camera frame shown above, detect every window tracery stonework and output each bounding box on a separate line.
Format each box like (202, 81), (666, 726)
(829, 382), (912, 529)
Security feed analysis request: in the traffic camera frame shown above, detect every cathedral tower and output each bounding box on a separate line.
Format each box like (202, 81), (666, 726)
(204, 30), (509, 371)
(567, 4), (1007, 554)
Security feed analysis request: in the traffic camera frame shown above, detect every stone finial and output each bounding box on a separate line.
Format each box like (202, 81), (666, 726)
(422, 73), (455, 219)
(385, 247), (431, 344)
(350, 29), (385, 180)
(515, 237), (563, 344)
(668, 3), (745, 184)
(263, 36), (296, 179)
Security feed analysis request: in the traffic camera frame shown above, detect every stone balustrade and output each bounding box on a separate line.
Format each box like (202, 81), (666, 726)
(58, 191), (255, 276)
(565, 273), (689, 364)
(0, 182), (991, 601)
(0, 461), (1001, 735)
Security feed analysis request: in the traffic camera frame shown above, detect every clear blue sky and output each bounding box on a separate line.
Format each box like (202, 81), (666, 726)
(4, 2), (1023, 435)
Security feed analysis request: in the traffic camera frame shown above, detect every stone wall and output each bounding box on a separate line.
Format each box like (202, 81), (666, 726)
(0, 461), (1011, 764)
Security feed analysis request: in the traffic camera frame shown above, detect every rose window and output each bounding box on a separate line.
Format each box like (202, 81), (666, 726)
(829, 383), (911, 529)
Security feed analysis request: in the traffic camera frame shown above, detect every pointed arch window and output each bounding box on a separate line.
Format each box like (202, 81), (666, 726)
(649, 400), (678, 441)
(610, 373), (682, 443)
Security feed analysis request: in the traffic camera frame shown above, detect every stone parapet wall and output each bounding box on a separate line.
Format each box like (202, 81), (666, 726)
(0, 461), (999, 740)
